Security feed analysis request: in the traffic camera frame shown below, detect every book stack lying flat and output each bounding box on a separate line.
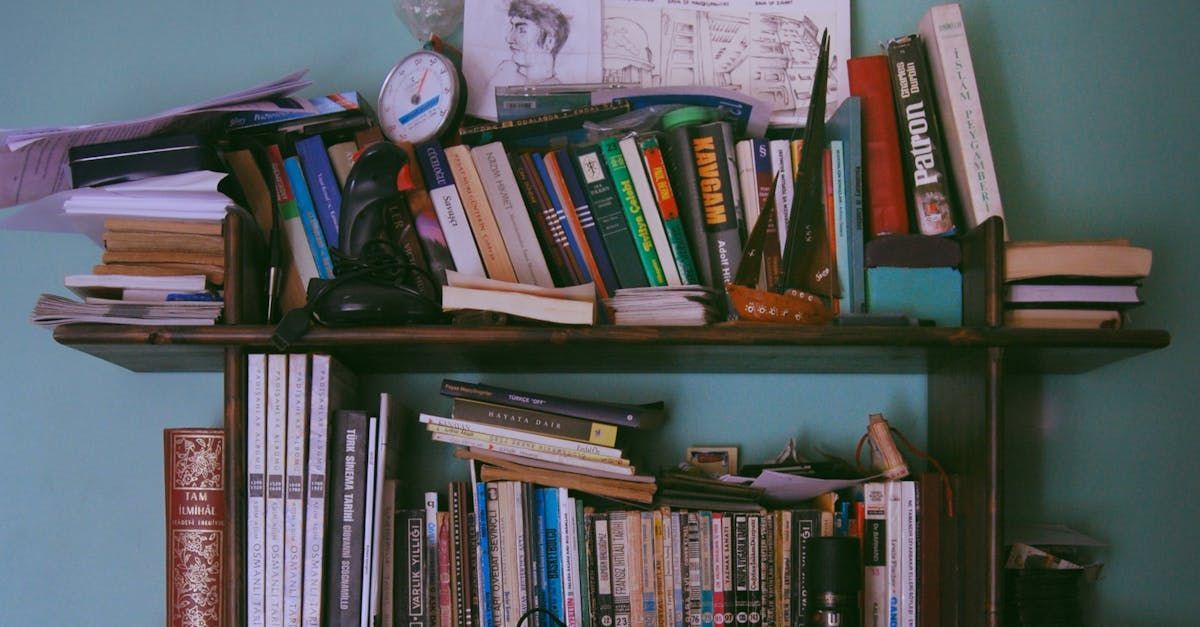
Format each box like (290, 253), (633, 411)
(604, 285), (725, 326)
(32, 273), (222, 326)
(428, 379), (664, 504)
(1003, 239), (1153, 329)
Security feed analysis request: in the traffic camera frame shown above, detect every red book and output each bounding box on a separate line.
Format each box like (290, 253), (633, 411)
(848, 55), (912, 238)
(164, 428), (227, 627)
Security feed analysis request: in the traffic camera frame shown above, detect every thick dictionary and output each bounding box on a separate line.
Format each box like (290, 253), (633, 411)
(164, 428), (226, 627)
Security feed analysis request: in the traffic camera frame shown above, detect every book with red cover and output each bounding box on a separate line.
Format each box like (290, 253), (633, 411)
(848, 55), (912, 238)
(164, 428), (226, 627)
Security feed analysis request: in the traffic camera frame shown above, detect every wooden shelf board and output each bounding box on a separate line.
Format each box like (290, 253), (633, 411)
(52, 323), (1170, 375)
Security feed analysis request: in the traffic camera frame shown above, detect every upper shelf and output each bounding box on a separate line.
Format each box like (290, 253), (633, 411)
(51, 322), (1170, 375)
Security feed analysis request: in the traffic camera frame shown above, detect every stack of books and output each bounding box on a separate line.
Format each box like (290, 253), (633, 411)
(426, 379), (663, 504)
(1002, 239), (1153, 329)
(32, 273), (222, 327)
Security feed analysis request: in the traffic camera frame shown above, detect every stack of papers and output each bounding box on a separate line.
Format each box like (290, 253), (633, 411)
(31, 273), (222, 327)
(605, 285), (724, 325)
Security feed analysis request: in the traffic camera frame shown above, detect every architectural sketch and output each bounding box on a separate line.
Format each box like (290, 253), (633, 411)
(602, 0), (850, 126)
(463, 0), (603, 121)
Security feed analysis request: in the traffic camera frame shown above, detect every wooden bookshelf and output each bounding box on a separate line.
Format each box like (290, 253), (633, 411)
(48, 215), (1171, 627)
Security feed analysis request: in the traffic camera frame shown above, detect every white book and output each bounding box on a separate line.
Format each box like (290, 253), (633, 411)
(659, 510), (675, 627)
(246, 354), (268, 627)
(264, 354), (288, 627)
(419, 413), (624, 459)
(559, 491), (581, 627)
(510, 482), (531, 621)
(358, 415), (380, 627)
(863, 482), (889, 627)
(283, 353), (309, 627)
(418, 143), (487, 277)
(887, 481), (904, 627)
(768, 139), (794, 251)
(280, 207), (320, 289)
(918, 2), (1007, 237)
(470, 141), (555, 287)
(429, 432), (635, 475)
(64, 273), (207, 299)
(901, 481), (918, 627)
(366, 394), (396, 627)
(619, 135), (682, 286)
(736, 139), (761, 239)
(302, 355), (358, 627)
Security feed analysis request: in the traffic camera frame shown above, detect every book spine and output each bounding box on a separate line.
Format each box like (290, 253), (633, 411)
(639, 134), (700, 285)
(863, 484), (888, 627)
(553, 149), (622, 297)
(698, 511), (714, 627)
(609, 512), (632, 626)
(293, 133), (343, 249)
(326, 139), (357, 187)
(358, 417), (382, 625)
(283, 354), (308, 627)
(444, 144), (519, 283)
(599, 137), (667, 287)
(688, 122), (745, 289)
(369, 405), (395, 627)
(848, 55), (912, 237)
(380, 192), (440, 301)
(543, 488), (566, 622)
(658, 126), (714, 288)
(670, 511), (686, 627)
(325, 410), (369, 627)
(440, 378), (663, 430)
(164, 428), (226, 627)
(265, 355), (288, 626)
(575, 501), (592, 627)
(919, 3), (1006, 236)
(655, 510), (672, 627)
(620, 135), (683, 286)
(733, 514), (748, 627)
(378, 480), (398, 627)
(487, 484), (509, 627)
(887, 482), (903, 627)
(561, 493), (581, 627)
(302, 356), (336, 626)
(590, 514), (614, 627)
(449, 483), (468, 627)
(498, 483), (520, 627)
(475, 482), (495, 627)
(640, 511), (659, 627)
(470, 142), (556, 287)
(543, 150), (610, 299)
(416, 141), (487, 277)
(422, 412), (622, 458)
(519, 484), (537, 623)
(683, 513), (701, 625)
(736, 139), (761, 255)
(283, 156), (336, 279)
(436, 512), (453, 627)
(512, 151), (581, 286)
(424, 492), (440, 627)
(398, 509), (428, 626)
(246, 355), (267, 627)
(830, 140), (853, 314)
(710, 513), (726, 626)
(721, 516), (734, 627)
(767, 139), (794, 254)
(747, 515), (761, 627)
(534, 151), (593, 286)
(776, 511), (792, 627)
(571, 144), (650, 289)
(838, 97), (867, 314)
(759, 513), (774, 627)
(887, 34), (958, 236)
(396, 141), (456, 286)
(792, 510), (820, 627)
(626, 511), (646, 627)
(266, 145), (320, 290)
(901, 481), (918, 627)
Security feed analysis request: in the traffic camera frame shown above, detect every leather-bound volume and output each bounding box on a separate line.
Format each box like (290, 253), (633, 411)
(164, 428), (227, 627)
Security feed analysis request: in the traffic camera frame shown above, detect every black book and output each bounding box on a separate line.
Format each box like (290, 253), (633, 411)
(660, 124), (716, 289)
(687, 121), (745, 290)
(395, 508), (431, 626)
(440, 379), (665, 430)
(323, 408), (369, 627)
(589, 512), (616, 626)
(886, 33), (959, 237)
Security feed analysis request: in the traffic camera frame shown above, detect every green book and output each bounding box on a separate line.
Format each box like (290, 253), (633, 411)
(570, 144), (649, 289)
(637, 133), (701, 285)
(598, 136), (667, 286)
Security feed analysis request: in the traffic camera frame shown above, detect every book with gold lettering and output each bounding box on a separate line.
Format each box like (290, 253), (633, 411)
(164, 427), (226, 627)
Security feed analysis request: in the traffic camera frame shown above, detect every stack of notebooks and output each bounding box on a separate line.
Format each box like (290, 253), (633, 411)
(1003, 239), (1153, 329)
(33, 273), (222, 326)
(424, 379), (663, 504)
(604, 285), (725, 326)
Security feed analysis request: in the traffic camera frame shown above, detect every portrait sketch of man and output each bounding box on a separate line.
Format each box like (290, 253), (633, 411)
(463, 0), (602, 121)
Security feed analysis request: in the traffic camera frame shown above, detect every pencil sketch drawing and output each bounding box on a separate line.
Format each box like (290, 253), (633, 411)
(602, 0), (850, 126)
(463, 0), (602, 120)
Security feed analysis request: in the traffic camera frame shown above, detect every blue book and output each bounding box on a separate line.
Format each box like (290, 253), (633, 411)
(828, 96), (866, 314)
(540, 487), (565, 623)
(533, 488), (551, 622)
(552, 148), (621, 293)
(293, 134), (342, 250)
(282, 156), (335, 279)
(533, 152), (592, 285)
(474, 482), (494, 627)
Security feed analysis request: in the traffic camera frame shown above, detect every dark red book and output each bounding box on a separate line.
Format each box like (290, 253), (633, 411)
(848, 55), (912, 238)
(164, 428), (227, 627)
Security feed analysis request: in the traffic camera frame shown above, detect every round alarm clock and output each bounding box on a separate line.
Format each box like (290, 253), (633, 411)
(377, 48), (467, 144)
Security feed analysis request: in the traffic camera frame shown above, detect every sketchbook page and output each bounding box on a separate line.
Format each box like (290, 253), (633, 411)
(602, 0), (850, 127)
(462, 0), (603, 121)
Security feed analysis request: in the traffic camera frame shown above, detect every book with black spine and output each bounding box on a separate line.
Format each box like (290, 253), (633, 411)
(323, 408), (369, 627)
(396, 508), (430, 626)
(451, 397), (619, 447)
(687, 121), (745, 291)
(660, 124), (715, 288)
(440, 379), (665, 430)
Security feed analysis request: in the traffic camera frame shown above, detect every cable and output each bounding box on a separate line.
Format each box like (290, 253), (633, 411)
(515, 607), (568, 627)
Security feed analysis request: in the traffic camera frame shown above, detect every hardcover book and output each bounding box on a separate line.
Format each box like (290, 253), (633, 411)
(164, 428), (226, 627)
(887, 34), (958, 237)
(570, 143), (650, 290)
(918, 2), (1008, 237)
(827, 97), (867, 314)
(848, 55), (912, 238)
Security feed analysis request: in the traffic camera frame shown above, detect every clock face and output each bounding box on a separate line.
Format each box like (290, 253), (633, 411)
(377, 50), (461, 144)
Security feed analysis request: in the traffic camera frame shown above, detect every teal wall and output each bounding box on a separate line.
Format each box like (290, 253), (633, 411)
(0, 1), (1195, 625)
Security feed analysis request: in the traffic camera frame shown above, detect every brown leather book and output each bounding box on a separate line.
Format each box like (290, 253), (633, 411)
(103, 217), (225, 236)
(164, 428), (227, 627)
(92, 263), (224, 287)
(101, 250), (225, 266)
(103, 231), (225, 255)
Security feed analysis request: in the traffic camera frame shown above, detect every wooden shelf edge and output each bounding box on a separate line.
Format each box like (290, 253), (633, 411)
(52, 323), (1170, 374)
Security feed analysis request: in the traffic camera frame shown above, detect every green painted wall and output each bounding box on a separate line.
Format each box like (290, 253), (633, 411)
(0, 1), (1195, 624)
